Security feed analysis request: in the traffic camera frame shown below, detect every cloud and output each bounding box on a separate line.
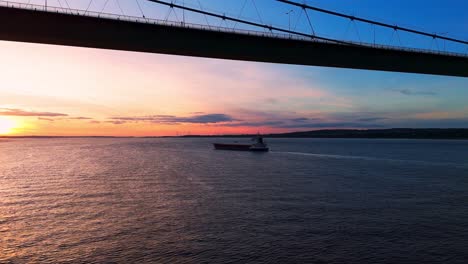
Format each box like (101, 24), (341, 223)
(223, 117), (385, 129)
(224, 121), (286, 127)
(210, 110), (385, 129)
(169, 114), (235, 124)
(106, 120), (126, 125)
(38, 117), (55, 122)
(232, 108), (302, 121)
(67, 117), (93, 120)
(0, 108), (68, 117)
(279, 122), (386, 129)
(357, 117), (388, 122)
(110, 113), (236, 125)
(291, 117), (310, 122)
(89, 120), (101, 124)
(390, 88), (437, 96)
(106, 109), (390, 130)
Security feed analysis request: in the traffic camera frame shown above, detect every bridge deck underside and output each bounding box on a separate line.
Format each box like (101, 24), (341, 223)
(0, 7), (467, 77)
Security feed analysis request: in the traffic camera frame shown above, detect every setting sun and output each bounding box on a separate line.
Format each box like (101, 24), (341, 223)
(0, 117), (16, 135)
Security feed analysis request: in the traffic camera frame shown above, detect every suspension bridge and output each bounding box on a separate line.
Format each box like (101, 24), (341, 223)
(0, 0), (467, 77)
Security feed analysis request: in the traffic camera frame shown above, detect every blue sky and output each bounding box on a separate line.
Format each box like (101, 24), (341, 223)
(0, 0), (467, 136)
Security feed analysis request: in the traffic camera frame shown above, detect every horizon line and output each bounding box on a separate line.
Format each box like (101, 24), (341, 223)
(3, 128), (468, 139)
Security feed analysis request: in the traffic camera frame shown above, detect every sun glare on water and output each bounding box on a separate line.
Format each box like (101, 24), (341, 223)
(0, 117), (17, 135)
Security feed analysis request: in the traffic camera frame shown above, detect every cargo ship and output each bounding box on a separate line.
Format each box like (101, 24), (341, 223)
(213, 136), (269, 152)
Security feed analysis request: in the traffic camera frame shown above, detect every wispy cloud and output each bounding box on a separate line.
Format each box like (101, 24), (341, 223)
(357, 117), (388, 122)
(223, 120), (385, 129)
(232, 108), (306, 121)
(106, 120), (126, 125)
(35, 115), (95, 122)
(38, 117), (55, 122)
(390, 88), (437, 96)
(217, 109), (386, 129)
(279, 122), (385, 129)
(66, 117), (93, 120)
(109, 113), (236, 125)
(224, 121), (286, 127)
(0, 108), (68, 117)
(291, 117), (310, 123)
(137, 109), (393, 130)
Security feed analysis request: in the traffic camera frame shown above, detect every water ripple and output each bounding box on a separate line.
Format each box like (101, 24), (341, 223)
(0, 138), (467, 263)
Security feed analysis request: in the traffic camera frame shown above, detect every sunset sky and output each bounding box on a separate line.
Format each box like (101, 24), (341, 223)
(1, 0), (467, 136)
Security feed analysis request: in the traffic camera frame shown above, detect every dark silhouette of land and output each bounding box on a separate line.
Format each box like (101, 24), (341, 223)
(270, 128), (468, 139)
(183, 128), (468, 140)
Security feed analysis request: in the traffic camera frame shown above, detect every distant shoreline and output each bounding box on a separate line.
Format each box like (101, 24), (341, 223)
(2, 129), (468, 140)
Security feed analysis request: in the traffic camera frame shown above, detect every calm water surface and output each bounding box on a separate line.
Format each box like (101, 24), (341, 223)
(0, 138), (467, 263)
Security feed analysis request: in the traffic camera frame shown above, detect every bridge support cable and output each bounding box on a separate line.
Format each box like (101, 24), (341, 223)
(164, 4), (180, 22)
(85, 0), (93, 12)
(232, 0), (248, 29)
(145, 0), (355, 46)
(135, 0), (145, 17)
(303, 8), (315, 37)
(100, 0), (110, 13)
(62, 0), (71, 10)
(352, 20), (361, 42)
(277, 0), (468, 46)
(372, 24), (376, 45)
(251, 0), (264, 24)
(390, 29), (402, 46)
(115, 0), (124, 16)
(196, 0), (211, 29)
(291, 8), (302, 31)
(233, 0), (265, 32)
(249, 0), (268, 33)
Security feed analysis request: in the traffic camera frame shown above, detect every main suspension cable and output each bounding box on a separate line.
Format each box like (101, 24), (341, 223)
(277, 0), (468, 46)
(145, 0), (356, 46)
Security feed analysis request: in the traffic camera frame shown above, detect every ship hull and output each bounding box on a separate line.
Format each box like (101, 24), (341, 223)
(213, 143), (252, 151)
(248, 147), (269, 152)
(213, 143), (269, 152)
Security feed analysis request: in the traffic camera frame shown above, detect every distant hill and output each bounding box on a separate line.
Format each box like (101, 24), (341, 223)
(266, 129), (468, 139)
(184, 129), (468, 140)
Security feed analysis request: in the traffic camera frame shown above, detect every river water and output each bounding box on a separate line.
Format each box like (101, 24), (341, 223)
(0, 138), (467, 263)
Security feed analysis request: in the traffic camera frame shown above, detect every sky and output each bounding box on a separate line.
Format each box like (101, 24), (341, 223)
(0, 0), (467, 136)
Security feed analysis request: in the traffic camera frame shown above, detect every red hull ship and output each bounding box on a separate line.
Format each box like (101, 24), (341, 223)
(213, 136), (269, 152)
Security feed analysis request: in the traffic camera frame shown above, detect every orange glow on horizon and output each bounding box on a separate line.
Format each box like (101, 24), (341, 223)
(0, 117), (18, 135)
(0, 116), (289, 137)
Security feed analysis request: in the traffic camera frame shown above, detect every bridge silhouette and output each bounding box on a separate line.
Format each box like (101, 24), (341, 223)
(0, 0), (467, 77)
